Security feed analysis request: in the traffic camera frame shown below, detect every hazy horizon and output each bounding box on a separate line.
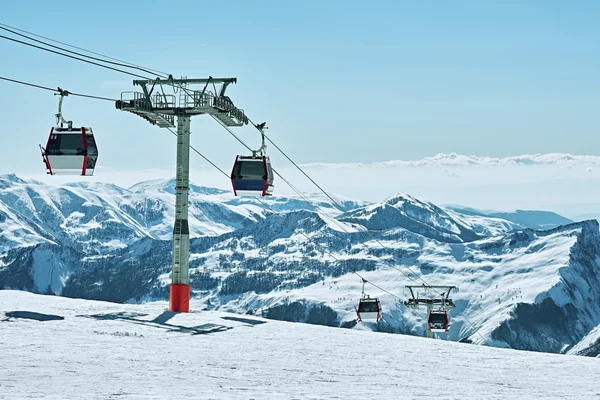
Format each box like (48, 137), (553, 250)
(4, 150), (599, 221)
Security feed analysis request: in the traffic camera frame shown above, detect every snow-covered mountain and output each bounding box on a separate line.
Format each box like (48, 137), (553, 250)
(1, 173), (599, 358)
(340, 194), (519, 241)
(0, 173), (366, 254)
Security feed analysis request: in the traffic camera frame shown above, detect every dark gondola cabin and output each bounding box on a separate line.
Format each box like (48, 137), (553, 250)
(231, 155), (274, 196)
(356, 297), (381, 323)
(428, 310), (450, 332)
(42, 127), (98, 176)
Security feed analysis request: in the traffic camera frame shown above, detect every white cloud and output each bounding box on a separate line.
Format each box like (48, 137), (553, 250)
(10, 152), (600, 219)
(300, 153), (600, 169)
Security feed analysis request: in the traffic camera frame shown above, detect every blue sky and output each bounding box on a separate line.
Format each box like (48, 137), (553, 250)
(1, 0), (599, 178)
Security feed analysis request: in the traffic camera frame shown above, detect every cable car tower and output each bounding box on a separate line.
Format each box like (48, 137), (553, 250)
(116, 77), (248, 312)
(404, 285), (457, 338)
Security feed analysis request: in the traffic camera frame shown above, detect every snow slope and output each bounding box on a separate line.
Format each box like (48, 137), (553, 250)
(1, 291), (599, 399)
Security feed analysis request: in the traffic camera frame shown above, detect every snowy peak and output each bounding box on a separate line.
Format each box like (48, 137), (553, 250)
(340, 193), (487, 242)
(0, 173), (27, 186)
(0, 173), (44, 189)
(0, 175), (370, 255)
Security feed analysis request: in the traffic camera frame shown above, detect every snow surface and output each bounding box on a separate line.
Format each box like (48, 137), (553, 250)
(1, 291), (599, 399)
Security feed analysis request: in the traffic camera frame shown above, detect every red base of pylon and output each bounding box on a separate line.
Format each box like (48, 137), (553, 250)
(169, 284), (191, 312)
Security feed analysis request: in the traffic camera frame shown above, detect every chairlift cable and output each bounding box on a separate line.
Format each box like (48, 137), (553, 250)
(0, 27), (196, 98)
(0, 34), (152, 80)
(0, 22), (170, 76)
(0, 75), (117, 102)
(0, 76), (59, 93)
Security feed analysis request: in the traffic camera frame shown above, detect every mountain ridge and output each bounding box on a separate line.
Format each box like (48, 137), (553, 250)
(1, 173), (599, 357)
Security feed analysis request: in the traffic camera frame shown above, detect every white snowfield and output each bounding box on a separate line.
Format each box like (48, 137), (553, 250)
(1, 291), (599, 400)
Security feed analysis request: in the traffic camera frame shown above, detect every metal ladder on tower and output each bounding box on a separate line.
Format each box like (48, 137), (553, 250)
(179, 75), (188, 107)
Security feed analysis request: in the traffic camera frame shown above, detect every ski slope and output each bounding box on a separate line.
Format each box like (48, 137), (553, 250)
(1, 291), (599, 399)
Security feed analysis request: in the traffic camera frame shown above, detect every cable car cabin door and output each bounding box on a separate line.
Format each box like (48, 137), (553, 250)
(44, 127), (98, 176)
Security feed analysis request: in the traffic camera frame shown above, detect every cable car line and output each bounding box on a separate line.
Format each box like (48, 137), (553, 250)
(0, 76), (59, 93)
(0, 29), (211, 110)
(0, 34), (153, 80)
(0, 21), (170, 77)
(0, 25), (164, 78)
(1, 70), (483, 340)
(0, 27), (201, 106)
(0, 26), (466, 288)
(0, 75), (117, 102)
(0, 28), (488, 341)
(0, 25), (204, 102)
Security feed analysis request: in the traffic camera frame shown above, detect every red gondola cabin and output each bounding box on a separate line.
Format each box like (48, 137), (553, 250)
(41, 127), (98, 176)
(428, 310), (450, 332)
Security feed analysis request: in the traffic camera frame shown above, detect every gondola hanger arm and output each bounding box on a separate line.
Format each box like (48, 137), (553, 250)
(251, 122), (268, 157)
(54, 87), (72, 128)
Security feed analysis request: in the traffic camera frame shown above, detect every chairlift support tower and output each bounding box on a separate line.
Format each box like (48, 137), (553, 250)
(116, 76), (249, 312)
(404, 285), (457, 338)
